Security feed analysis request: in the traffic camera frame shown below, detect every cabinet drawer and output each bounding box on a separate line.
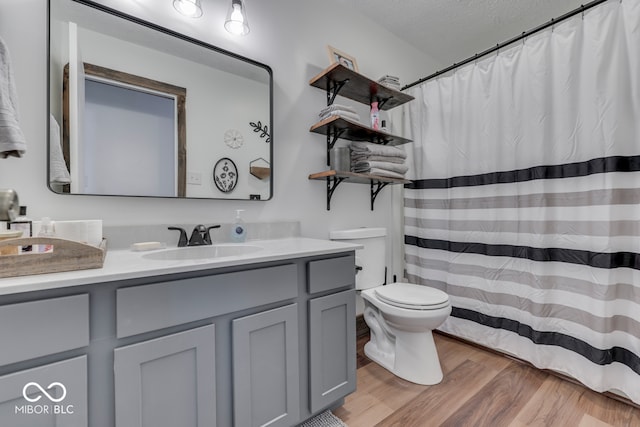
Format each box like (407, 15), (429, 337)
(0, 294), (89, 366)
(117, 264), (298, 338)
(307, 255), (355, 294)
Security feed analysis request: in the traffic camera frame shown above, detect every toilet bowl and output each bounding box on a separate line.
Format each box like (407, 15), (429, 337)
(329, 228), (451, 385)
(361, 282), (451, 385)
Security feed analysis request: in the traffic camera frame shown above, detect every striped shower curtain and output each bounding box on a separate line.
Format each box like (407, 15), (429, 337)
(403, 0), (640, 404)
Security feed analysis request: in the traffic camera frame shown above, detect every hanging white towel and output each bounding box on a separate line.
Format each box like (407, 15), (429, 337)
(0, 36), (26, 158)
(49, 114), (71, 184)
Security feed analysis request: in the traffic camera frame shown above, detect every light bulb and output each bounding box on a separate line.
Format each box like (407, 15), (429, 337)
(231, 4), (243, 22)
(173, 0), (202, 18)
(225, 0), (249, 35)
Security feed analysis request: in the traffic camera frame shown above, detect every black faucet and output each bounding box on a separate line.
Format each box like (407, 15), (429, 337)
(168, 225), (221, 247)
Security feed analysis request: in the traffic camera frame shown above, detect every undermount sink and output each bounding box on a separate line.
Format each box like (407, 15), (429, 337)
(142, 244), (263, 261)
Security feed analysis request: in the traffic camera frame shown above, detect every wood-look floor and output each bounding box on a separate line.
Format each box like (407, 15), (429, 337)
(333, 333), (640, 427)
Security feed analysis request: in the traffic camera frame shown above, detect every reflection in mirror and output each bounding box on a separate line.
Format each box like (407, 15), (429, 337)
(48, 0), (273, 200)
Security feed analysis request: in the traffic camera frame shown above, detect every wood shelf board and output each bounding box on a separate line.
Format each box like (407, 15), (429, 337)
(309, 116), (412, 146)
(309, 63), (414, 110)
(308, 170), (411, 185)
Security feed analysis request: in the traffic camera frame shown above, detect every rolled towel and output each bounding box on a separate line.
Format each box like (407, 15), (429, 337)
(350, 141), (406, 159)
(0, 36), (26, 158)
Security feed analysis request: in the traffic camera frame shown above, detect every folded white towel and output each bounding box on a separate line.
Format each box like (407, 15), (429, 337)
(320, 110), (361, 123)
(49, 114), (71, 184)
(352, 160), (408, 175)
(350, 141), (407, 159)
(369, 168), (406, 179)
(320, 104), (358, 116)
(0, 36), (26, 158)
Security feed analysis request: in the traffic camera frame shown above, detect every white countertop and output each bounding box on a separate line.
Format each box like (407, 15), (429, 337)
(0, 238), (361, 296)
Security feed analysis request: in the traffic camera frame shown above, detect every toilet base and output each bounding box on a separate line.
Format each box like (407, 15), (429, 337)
(364, 329), (444, 385)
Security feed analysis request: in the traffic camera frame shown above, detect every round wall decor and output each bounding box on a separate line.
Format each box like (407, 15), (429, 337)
(213, 158), (238, 193)
(224, 129), (244, 149)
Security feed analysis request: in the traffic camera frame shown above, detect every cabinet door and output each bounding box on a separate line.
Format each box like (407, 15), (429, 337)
(232, 304), (299, 427)
(309, 290), (356, 413)
(114, 324), (216, 427)
(0, 356), (87, 427)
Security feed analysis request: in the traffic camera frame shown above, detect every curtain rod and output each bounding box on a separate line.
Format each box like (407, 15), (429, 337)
(401, 0), (610, 91)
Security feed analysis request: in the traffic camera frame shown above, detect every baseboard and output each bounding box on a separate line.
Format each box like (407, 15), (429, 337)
(356, 314), (369, 338)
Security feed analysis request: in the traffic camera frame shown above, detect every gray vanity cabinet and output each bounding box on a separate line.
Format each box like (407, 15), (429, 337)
(232, 304), (300, 427)
(113, 324), (216, 427)
(308, 290), (356, 413)
(0, 250), (356, 427)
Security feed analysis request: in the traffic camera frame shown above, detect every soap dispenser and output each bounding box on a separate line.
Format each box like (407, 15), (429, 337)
(230, 209), (247, 242)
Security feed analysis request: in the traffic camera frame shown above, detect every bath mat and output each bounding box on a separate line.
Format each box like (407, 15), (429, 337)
(297, 410), (348, 427)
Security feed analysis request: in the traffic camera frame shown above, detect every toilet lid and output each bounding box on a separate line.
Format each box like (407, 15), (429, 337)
(374, 283), (449, 310)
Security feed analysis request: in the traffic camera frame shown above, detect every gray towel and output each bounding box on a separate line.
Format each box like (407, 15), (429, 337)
(350, 154), (405, 164)
(0, 36), (26, 158)
(352, 160), (408, 175)
(369, 168), (406, 179)
(350, 141), (406, 159)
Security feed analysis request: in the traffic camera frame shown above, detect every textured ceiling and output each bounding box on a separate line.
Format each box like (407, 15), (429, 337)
(338, 0), (585, 67)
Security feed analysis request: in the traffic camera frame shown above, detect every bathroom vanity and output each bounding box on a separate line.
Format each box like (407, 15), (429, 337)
(0, 238), (358, 427)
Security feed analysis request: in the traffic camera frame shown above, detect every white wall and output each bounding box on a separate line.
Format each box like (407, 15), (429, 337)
(0, 0), (440, 280)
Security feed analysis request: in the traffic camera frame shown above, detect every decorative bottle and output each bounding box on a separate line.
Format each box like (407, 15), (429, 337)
(370, 101), (380, 130)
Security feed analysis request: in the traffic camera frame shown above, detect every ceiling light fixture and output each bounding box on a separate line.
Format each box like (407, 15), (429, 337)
(173, 0), (203, 18)
(224, 0), (249, 36)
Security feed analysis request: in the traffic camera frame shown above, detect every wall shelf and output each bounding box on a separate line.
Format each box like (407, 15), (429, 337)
(309, 63), (414, 109)
(308, 64), (413, 210)
(309, 170), (410, 210)
(310, 116), (412, 148)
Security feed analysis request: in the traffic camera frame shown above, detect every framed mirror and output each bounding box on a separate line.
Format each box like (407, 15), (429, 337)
(48, 0), (273, 200)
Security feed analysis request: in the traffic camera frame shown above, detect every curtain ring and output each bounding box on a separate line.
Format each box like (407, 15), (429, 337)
(581, 4), (585, 20)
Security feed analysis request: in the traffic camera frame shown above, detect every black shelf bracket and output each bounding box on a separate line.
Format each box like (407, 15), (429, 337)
(326, 79), (349, 106)
(370, 181), (390, 210)
(376, 96), (393, 110)
(326, 176), (347, 210)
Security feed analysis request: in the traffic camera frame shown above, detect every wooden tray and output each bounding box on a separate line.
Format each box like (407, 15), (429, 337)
(0, 237), (107, 278)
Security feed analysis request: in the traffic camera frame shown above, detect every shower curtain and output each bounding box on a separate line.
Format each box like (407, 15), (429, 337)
(403, 0), (640, 404)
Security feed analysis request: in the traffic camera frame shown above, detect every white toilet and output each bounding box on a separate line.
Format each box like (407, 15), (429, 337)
(330, 227), (451, 385)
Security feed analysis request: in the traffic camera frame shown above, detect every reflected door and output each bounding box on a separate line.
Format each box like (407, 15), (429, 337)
(82, 79), (178, 197)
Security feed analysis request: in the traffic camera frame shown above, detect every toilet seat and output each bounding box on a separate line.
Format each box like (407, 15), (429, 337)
(374, 283), (450, 310)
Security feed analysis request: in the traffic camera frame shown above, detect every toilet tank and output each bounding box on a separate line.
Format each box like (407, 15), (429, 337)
(330, 227), (386, 290)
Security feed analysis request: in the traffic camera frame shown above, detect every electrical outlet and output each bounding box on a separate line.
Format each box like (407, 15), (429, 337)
(187, 171), (202, 185)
